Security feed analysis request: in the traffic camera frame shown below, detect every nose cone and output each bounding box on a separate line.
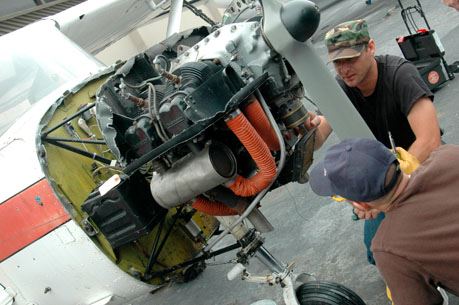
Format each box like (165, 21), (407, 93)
(280, 0), (320, 42)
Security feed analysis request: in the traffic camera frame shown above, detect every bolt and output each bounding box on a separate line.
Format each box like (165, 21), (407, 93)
(214, 30), (220, 37)
(225, 40), (238, 53)
(38, 148), (46, 158)
(194, 45), (199, 50)
(44, 287), (51, 294)
(231, 25), (237, 32)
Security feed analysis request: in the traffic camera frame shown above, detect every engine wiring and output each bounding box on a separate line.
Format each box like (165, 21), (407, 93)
(121, 76), (171, 142)
(183, 0), (217, 27)
(121, 76), (162, 89)
(147, 82), (169, 141)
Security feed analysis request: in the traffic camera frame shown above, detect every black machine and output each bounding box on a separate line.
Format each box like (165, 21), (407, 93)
(396, 0), (458, 91)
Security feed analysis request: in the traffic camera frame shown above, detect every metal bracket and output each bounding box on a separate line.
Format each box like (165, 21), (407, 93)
(81, 217), (99, 236)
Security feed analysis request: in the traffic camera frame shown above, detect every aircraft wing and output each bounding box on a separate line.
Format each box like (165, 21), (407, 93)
(46, 0), (172, 54)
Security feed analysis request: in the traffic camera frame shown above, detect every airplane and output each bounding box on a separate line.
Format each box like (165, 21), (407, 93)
(0, 0), (375, 304)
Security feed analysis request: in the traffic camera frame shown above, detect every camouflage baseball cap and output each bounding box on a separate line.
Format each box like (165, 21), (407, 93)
(324, 19), (370, 62)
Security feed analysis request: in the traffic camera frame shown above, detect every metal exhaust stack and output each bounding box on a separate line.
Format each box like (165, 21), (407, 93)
(150, 143), (237, 209)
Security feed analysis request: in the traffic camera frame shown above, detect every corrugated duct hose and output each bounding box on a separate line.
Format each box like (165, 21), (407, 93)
(192, 196), (239, 216)
(226, 110), (277, 197)
(241, 98), (280, 151)
(192, 100), (277, 215)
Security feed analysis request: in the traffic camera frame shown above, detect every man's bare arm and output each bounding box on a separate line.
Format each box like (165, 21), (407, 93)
(407, 97), (441, 162)
(304, 112), (332, 150)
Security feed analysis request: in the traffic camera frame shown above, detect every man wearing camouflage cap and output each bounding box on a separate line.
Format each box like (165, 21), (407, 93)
(305, 19), (441, 265)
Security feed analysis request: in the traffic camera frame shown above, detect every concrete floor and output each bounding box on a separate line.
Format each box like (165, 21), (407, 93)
(140, 0), (459, 304)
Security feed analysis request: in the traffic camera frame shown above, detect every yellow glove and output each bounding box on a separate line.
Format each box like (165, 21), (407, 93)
(395, 147), (420, 174)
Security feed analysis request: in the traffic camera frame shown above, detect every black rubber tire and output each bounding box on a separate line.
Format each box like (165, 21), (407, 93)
(296, 281), (366, 305)
(182, 261), (206, 283)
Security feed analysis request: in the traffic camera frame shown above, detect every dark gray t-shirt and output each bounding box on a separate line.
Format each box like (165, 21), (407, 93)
(337, 55), (434, 149)
(372, 145), (459, 305)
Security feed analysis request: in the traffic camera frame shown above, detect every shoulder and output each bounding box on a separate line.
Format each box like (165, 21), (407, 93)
(434, 143), (458, 152)
(376, 54), (408, 68)
(377, 55), (433, 109)
(427, 145), (459, 165)
(377, 54), (416, 77)
(410, 145), (459, 184)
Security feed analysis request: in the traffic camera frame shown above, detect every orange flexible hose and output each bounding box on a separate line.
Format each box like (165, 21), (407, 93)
(192, 196), (239, 216)
(226, 111), (277, 197)
(242, 99), (280, 151)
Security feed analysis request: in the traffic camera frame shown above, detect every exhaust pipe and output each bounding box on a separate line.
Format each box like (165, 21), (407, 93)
(150, 143), (237, 209)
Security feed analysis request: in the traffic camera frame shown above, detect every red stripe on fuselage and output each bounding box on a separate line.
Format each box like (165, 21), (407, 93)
(0, 179), (70, 261)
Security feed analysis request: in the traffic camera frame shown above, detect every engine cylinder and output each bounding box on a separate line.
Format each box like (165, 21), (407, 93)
(150, 143), (237, 209)
(279, 99), (309, 129)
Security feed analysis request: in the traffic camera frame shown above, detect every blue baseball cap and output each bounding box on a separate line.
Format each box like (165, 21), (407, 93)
(309, 138), (398, 202)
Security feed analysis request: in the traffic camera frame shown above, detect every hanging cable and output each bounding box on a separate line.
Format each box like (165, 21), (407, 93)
(147, 83), (169, 141)
(183, 1), (216, 27)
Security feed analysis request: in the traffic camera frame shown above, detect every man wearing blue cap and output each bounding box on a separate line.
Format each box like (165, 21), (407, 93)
(309, 138), (459, 305)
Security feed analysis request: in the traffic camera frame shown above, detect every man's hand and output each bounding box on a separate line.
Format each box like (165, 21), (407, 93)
(303, 111), (332, 150)
(304, 111), (322, 130)
(352, 202), (381, 220)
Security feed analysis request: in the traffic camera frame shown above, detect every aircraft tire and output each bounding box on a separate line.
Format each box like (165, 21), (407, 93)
(296, 281), (366, 305)
(182, 261), (206, 282)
